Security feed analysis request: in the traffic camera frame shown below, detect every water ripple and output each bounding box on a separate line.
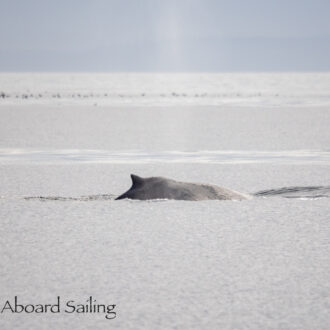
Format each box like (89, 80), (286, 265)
(0, 149), (330, 165)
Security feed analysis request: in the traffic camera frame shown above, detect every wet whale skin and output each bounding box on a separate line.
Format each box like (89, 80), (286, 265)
(116, 174), (251, 201)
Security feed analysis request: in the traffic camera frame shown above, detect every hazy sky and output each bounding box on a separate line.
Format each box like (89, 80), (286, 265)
(1, 0), (330, 71)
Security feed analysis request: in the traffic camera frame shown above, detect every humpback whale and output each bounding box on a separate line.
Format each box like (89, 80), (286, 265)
(116, 174), (251, 201)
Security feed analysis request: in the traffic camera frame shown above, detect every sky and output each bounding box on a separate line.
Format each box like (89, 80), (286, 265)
(0, 0), (330, 71)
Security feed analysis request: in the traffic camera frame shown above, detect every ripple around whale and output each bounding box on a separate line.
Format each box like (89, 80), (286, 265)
(22, 186), (330, 202)
(24, 194), (116, 202)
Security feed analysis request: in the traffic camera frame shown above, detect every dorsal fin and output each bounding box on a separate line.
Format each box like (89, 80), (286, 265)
(130, 174), (144, 188)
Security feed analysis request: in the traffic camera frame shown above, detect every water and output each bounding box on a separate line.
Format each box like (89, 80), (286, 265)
(1, 73), (330, 330)
(1, 72), (330, 107)
(1, 149), (330, 164)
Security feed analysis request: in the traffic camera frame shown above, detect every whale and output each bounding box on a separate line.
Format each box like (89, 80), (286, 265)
(116, 174), (251, 201)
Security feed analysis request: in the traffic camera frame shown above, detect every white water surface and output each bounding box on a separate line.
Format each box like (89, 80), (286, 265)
(0, 73), (330, 330)
(0, 149), (330, 165)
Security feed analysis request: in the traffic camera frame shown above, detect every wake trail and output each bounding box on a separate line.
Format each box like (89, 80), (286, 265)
(254, 186), (330, 199)
(23, 194), (116, 201)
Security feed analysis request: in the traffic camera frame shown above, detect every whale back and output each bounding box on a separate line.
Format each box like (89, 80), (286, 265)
(116, 174), (250, 201)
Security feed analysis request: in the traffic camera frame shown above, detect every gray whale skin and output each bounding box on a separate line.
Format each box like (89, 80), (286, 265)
(116, 174), (251, 201)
